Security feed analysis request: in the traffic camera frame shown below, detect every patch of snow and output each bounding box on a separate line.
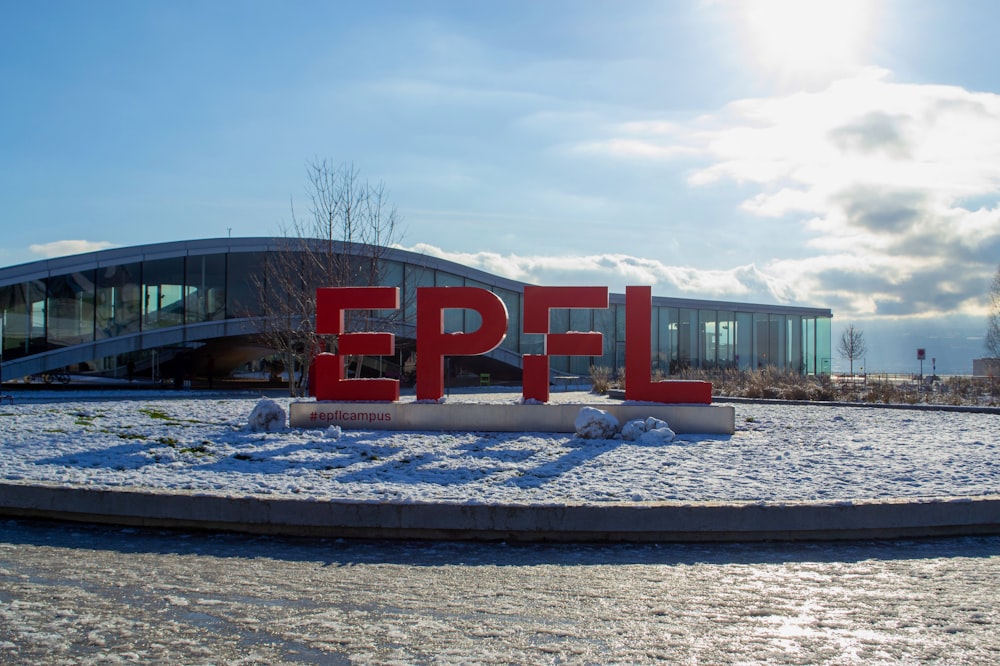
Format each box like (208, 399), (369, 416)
(574, 406), (620, 439)
(247, 399), (286, 432)
(621, 417), (675, 444)
(0, 387), (996, 504)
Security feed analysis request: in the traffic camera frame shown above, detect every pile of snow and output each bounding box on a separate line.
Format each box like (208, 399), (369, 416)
(622, 417), (676, 444)
(575, 407), (677, 444)
(574, 407), (620, 439)
(247, 398), (286, 432)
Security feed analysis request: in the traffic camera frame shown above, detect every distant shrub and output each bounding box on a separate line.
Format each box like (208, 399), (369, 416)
(589, 365), (615, 394)
(584, 364), (995, 407)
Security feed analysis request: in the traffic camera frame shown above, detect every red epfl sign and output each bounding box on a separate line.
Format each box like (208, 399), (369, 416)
(313, 285), (712, 404)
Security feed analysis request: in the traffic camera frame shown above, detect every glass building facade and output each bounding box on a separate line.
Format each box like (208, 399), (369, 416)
(0, 238), (833, 377)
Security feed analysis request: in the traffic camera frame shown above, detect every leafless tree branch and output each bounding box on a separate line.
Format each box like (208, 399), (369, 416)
(251, 160), (405, 395)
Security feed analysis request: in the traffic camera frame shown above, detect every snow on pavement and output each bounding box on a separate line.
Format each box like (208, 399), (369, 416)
(0, 388), (997, 504)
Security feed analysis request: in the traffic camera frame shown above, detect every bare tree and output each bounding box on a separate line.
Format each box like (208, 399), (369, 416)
(253, 160), (403, 396)
(986, 265), (1000, 359)
(838, 323), (868, 377)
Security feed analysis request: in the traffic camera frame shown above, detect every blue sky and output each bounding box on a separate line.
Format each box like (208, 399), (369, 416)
(2, 1), (999, 373)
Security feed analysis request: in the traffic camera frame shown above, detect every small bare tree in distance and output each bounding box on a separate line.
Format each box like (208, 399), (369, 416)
(838, 323), (868, 377)
(986, 264), (1000, 359)
(253, 160), (403, 396)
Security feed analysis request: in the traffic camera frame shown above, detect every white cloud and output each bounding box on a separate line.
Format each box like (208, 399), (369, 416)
(576, 67), (1000, 319)
(400, 242), (798, 306)
(29, 240), (116, 259)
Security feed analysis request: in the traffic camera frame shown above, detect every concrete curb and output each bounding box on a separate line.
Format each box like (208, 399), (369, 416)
(1, 482), (998, 542)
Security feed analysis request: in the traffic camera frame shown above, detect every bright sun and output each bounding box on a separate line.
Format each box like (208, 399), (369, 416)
(738, 0), (875, 80)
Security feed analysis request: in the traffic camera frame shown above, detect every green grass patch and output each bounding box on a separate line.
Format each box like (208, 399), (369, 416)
(137, 407), (204, 425)
(139, 408), (172, 420)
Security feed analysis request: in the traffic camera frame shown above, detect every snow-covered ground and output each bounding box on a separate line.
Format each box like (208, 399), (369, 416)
(1, 387), (997, 504)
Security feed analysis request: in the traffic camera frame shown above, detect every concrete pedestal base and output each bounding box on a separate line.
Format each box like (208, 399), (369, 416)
(289, 401), (736, 435)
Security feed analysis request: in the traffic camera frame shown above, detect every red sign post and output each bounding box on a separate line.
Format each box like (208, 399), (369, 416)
(312, 285), (712, 404)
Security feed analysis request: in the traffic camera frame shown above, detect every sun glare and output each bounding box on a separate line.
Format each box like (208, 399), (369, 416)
(738, 0), (874, 81)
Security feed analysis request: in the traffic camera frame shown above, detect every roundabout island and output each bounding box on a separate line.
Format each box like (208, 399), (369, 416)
(1, 387), (998, 542)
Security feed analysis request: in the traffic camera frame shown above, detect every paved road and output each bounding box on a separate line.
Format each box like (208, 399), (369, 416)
(1, 519), (998, 664)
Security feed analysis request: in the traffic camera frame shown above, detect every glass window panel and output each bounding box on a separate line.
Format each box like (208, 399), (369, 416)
(466, 278), (490, 290)
(550, 309), (570, 334)
(30, 282), (46, 353)
(569, 308), (591, 332)
(186, 254), (227, 323)
(435, 272), (463, 287)
(612, 304), (627, 371)
(593, 306), (616, 368)
(227, 252), (266, 318)
(804, 317), (816, 374)
(550, 354), (570, 374)
(47, 271), (96, 349)
(368, 257), (401, 290)
(717, 311), (735, 368)
(664, 307), (679, 373)
(262, 250), (304, 310)
(753, 313), (770, 367)
(96, 263), (141, 339)
(3, 284), (30, 358)
(615, 303), (626, 339)
(442, 307), (464, 333)
(655, 307), (670, 373)
(677, 308), (697, 370)
(142, 257), (186, 329)
(735, 312), (753, 370)
(403, 264), (434, 323)
(0, 281), (45, 358)
(770, 315), (785, 369)
(381, 260), (404, 288)
(0, 285), (18, 359)
(699, 310), (718, 368)
(568, 354), (589, 375)
(816, 316), (832, 375)
(786, 315), (802, 374)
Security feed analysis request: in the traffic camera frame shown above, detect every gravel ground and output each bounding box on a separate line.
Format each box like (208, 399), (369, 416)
(1, 521), (998, 664)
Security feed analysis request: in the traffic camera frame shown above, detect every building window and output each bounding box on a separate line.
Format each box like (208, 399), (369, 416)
(96, 263), (141, 339)
(47, 271), (96, 349)
(142, 257), (186, 330)
(1, 281), (46, 359)
(186, 254), (227, 323)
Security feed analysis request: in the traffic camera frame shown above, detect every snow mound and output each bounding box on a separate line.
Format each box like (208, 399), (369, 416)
(622, 417), (676, 444)
(247, 398), (287, 432)
(323, 425), (342, 440)
(575, 407), (620, 439)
